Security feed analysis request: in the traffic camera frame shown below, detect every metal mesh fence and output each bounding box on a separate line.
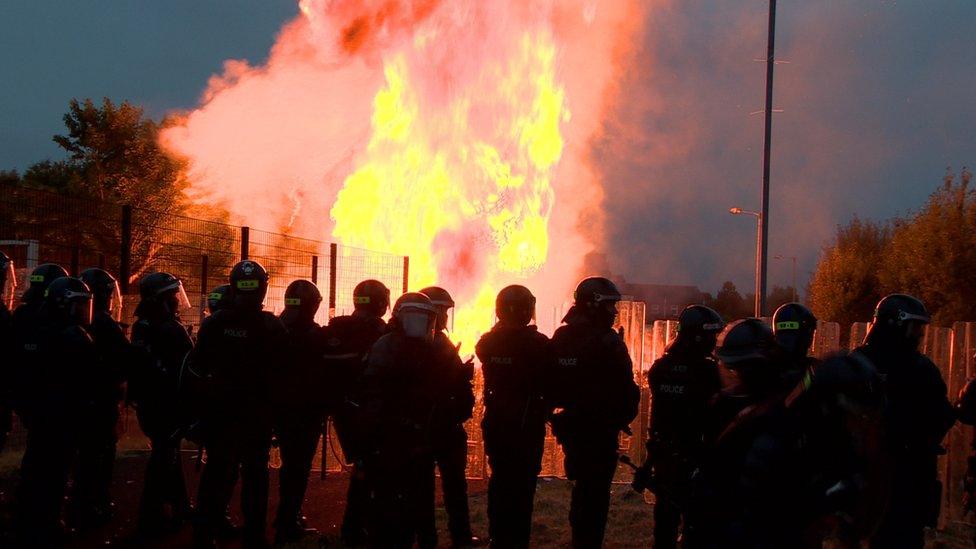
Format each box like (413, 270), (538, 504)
(0, 185), (406, 333)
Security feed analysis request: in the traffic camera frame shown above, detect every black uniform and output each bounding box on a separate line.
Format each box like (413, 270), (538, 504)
(324, 310), (387, 545)
(645, 347), (721, 548)
(858, 342), (955, 547)
(129, 309), (194, 532)
(273, 314), (327, 536)
(360, 328), (461, 548)
(68, 309), (130, 526)
(551, 307), (640, 549)
(429, 330), (476, 546)
(15, 282), (99, 546)
(476, 322), (552, 548)
(190, 307), (287, 544)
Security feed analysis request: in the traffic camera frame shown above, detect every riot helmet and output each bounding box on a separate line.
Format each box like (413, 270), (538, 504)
(496, 285), (536, 326)
(392, 292), (438, 339)
(716, 318), (779, 389)
(281, 279), (322, 326)
(671, 305), (724, 355)
(137, 272), (191, 318)
(0, 251), (16, 311)
(420, 286), (454, 332)
(22, 263), (69, 304)
(573, 276), (622, 329)
(207, 284), (232, 315)
(79, 268), (122, 321)
(44, 276), (93, 326)
(353, 279), (390, 317)
(229, 260), (269, 311)
(772, 302), (817, 358)
(866, 294), (930, 350)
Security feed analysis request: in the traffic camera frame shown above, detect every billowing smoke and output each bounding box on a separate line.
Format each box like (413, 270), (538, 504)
(161, 0), (645, 348)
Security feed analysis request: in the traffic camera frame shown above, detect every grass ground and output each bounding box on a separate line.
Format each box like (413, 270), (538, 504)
(0, 444), (972, 547)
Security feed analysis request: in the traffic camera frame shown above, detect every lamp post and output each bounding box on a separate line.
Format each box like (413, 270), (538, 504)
(773, 254), (797, 302)
(730, 207), (762, 317)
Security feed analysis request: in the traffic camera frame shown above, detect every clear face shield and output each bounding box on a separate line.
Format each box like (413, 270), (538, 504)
(106, 282), (123, 322)
(163, 282), (192, 315)
(0, 260), (16, 311)
(66, 291), (94, 326)
(399, 308), (435, 339)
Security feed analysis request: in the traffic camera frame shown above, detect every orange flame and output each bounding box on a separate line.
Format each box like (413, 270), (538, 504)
(162, 0), (644, 352)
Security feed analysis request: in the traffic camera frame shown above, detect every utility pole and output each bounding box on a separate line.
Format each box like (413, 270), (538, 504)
(758, 0), (777, 317)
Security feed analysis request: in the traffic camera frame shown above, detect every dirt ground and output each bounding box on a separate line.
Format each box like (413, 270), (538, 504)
(0, 443), (973, 548)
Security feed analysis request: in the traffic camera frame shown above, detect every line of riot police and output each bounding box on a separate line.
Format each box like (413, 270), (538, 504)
(634, 295), (976, 548)
(5, 248), (974, 549)
(0, 252), (641, 549)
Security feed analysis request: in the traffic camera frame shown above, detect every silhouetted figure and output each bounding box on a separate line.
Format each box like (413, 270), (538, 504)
(550, 277), (640, 549)
(189, 260), (286, 548)
(129, 272), (193, 536)
(476, 285), (552, 549)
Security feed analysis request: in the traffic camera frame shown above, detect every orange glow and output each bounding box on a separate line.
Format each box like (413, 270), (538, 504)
(161, 0), (645, 353)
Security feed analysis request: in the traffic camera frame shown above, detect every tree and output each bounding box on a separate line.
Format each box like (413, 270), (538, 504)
(712, 281), (752, 321)
(808, 217), (890, 327)
(52, 98), (188, 209)
(767, 285), (798, 314)
(879, 168), (976, 324)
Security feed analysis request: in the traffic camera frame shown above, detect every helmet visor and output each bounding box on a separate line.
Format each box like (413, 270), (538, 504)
(1, 260), (16, 311)
(107, 281), (123, 322)
(66, 290), (93, 326)
(165, 282), (192, 314)
(399, 309), (434, 339)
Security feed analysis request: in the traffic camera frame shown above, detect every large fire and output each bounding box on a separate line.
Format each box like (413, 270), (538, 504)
(162, 0), (643, 352)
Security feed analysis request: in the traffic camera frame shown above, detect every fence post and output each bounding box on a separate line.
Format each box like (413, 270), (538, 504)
(311, 255), (319, 285)
(402, 256), (409, 293)
(240, 226), (250, 260)
(329, 244), (338, 319)
(200, 254), (209, 321)
(119, 205), (132, 293)
(70, 245), (80, 276)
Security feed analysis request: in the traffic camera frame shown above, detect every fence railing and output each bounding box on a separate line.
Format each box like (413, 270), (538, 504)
(0, 184), (408, 330)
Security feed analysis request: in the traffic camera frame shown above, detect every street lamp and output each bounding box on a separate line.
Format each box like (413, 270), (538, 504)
(730, 207), (762, 317)
(773, 254), (797, 302)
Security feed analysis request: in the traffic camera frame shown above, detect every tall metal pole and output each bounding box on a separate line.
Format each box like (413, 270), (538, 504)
(759, 0), (777, 317)
(754, 216), (762, 317)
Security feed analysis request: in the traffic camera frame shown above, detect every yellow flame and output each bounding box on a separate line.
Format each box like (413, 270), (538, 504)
(330, 31), (568, 353)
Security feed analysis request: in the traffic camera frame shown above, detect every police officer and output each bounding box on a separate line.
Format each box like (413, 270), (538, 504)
(6, 264), (69, 453)
(129, 272), (194, 535)
(68, 268), (130, 528)
(273, 279), (326, 543)
(190, 260), (286, 548)
(688, 318), (798, 547)
(637, 305), (723, 548)
(857, 294), (955, 548)
(419, 285), (478, 547)
(359, 292), (451, 548)
(16, 276), (98, 546)
(324, 279), (390, 546)
(772, 302), (819, 383)
(12, 263), (68, 327)
(476, 285), (552, 548)
(550, 277), (640, 549)
(206, 284), (232, 315)
(0, 251), (17, 452)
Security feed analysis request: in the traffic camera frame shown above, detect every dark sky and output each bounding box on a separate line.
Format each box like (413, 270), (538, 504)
(0, 0), (297, 167)
(2, 1), (973, 295)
